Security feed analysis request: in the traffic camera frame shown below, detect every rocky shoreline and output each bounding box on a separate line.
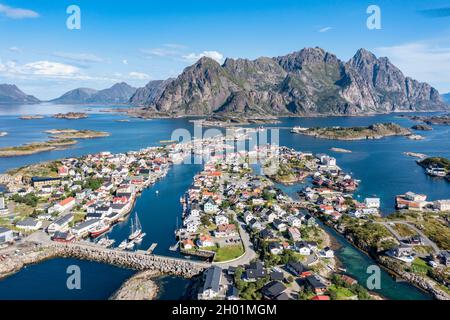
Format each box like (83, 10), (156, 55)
(291, 123), (412, 141)
(110, 270), (161, 300)
(0, 139), (77, 157)
(53, 112), (88, 120)
(321, 220), (449, 300)
(45, 129), (110, 139)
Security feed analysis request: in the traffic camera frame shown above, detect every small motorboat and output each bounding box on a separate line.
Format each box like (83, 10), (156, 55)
(118, 240), (128, 250)
(126, 241), (135, 250)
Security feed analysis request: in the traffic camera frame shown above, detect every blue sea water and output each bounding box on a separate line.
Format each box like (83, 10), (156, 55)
(0, 104), (448, 299)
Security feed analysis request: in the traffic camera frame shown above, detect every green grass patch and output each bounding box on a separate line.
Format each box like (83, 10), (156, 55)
(213, 244), (244, 262)
(392, 223), (417, 238)
(328, 285), (356, 300)
(411, 258), (431, 275)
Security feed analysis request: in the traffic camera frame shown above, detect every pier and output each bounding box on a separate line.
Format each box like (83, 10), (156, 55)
(147, 243), (158, 253)
(20, 234), (211, 279)
(53, 241), (210, 277)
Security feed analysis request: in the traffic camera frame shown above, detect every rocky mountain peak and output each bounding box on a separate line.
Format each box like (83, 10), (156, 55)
(135, 47), (448, 116)
(0, 83), (40, 104)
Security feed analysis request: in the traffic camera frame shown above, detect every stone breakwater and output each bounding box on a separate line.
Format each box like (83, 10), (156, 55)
(56, 243), (209, 278)
(0, 244), (63, 279)
(0, 242), (210, 281)
(379, 256), (450, 301)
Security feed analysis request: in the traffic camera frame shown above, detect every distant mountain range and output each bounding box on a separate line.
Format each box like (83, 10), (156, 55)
(51, 82), (136, 104)
(0, 84), (40, 105)
(131, 47), (448, 116)
(1, 47), (448, 116)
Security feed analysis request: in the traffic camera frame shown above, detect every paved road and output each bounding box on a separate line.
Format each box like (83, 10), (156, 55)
(376, 221), (441, 254)
(212, 218), (257, 268)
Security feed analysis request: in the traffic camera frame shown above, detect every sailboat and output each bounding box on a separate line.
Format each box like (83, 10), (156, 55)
(133, 232), (146, 244)
(128, 212), (143, 241)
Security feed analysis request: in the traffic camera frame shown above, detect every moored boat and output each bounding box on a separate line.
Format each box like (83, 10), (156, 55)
(133, 232), (146, 244)
(118, 240), (128, 250)
(126, 241), (135, 250)
(89, 221), (111, 238)
(128, 212), (143, 241)
(97, 237), (115, 248)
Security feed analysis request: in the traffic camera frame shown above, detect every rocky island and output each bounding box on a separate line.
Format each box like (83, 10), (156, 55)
(411, 124), (433, 131)
(110, 270), (160, 300)
(291, 123), (412, 140)
(404, 152), (427, 159)
(0, 139), (77, 157)
(45, 129), (110, 139)
(404, 114), (450, 126)
(0, 129), (109, 157)
(52, 112), (88, 120)
(19, 115), (45, 120)
(417, 157), (450, 180)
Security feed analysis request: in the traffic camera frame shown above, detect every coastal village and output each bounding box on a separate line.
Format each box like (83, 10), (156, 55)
(0, 144), (188, 248)
(0, 128), (449, 300)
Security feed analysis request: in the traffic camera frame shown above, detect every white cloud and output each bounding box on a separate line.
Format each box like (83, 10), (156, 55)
(182, 51), (224, 63)
(0, 59), (85, 80)
(128, 71), (150, 80)
(375, 39), (450, 92)
(52, 52), (104, 64)
(141, 43), (188, 58)
(318, 27), (333, 33)
(122, 59), (128, 65)
(0, 3), (39, 19)
(22, 60), (79, 76)
(8, 46), (21, 53)
(164, 43), (187, 50)
(141, 47), (181, 58)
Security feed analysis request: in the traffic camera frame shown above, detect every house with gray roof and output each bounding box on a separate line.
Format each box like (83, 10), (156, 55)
(0, 227), (14, 244)
(198, 266), (223, 300)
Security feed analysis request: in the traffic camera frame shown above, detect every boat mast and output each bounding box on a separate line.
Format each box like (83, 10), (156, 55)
(135, 212), (141, 231)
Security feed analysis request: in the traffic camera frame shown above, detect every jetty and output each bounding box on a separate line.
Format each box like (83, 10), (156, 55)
(37, 240), (209, 278)
(147, 243), (158, 253)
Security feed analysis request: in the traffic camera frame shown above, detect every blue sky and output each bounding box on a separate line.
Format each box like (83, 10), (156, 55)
(0, 0), (449, 99)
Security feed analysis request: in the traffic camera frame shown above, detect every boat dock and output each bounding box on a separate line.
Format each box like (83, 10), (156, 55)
(169, 241), (179, 251)
(147, 243), (158, 253)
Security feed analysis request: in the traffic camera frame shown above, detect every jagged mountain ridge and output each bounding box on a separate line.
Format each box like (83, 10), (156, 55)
(135, 47), (446, 116)
(129, 79), (174, 106)
(0, 84), (40, 105)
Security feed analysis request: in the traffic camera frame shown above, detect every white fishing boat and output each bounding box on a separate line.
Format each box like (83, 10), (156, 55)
(133, 232), (146, 244)
(128, 212), (143, 241)
(118, 240), (128, 250)
(126, 241), (135, 250)
(98, 237), (115, 248)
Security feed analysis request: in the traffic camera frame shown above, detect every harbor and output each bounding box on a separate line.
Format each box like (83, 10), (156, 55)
(0, 111), (448, 299)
